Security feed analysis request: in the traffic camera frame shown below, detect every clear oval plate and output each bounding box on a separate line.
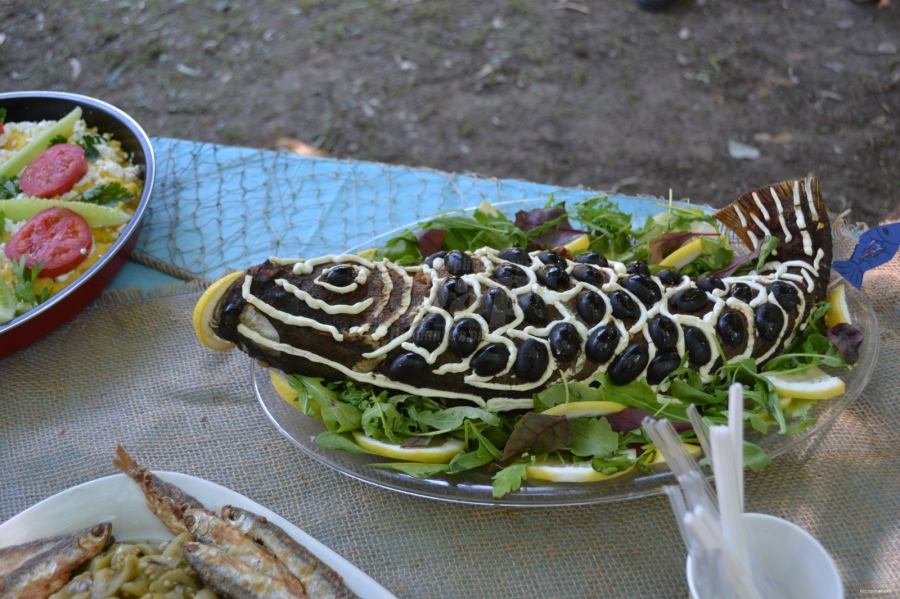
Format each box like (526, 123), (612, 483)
(252, 196), (880, 506)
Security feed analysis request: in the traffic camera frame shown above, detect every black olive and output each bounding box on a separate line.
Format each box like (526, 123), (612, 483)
(622, 275), (662, 306)
(576, 290), (607, 324)
(444, 250), (474, 275)
(325, 265), (355, 287)
(770, 281), (800, 310)
(574, 252), (608, 267)
(424, 251), (447, 268)
(728, 282), (753, 303)
(519, 292), (549, 325)
(549, 323), (581, 361)
(684, 326), (711, 365)
(671, 288), (709, 313)
(648, 316), (678, 352)
(388, 352), (428, 383)
(647, 351), (681, 385)
(449, 318), (482, 357)
(515, 339), (549, 382)
(414, 314), (446, 352)
(754, 303), (784, 341)
(537, 250), (567, 268)
(625, 260), (651, 277)
(497, 247), (532, 265)
(716, 311), (746, 347)
(655, 269), (682, 286)
(480, 288), (515, 329)
(470, 343), (510, 376)
(572, 263), (605, 285)
(536, 265), (570, 289)
(585, 325), (620, 363)
(610, 290), (640, 320)
(696, 275), (726, 293)
(608, 344), (650, 386)
(436, 277), (470, 311)
(492, 263), (529, 289)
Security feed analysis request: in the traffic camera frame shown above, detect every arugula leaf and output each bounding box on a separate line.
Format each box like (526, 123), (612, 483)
(533, 378), (601, 410)
(568, 195), (633, 257)
(289, 375), (361, 432)
(79, 182), (135, 205)
(595, 373), (690, 422)
(315, 431), (373, 454)
(492, 462), (528, 498)
(415, 405), (500, 434)
(374, 462), (451, 478)
(0, 176), (19, 200)
(568, 417), (619, 458)
(592, 454), (637, 475)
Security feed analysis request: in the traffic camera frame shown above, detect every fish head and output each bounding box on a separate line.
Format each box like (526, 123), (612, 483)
(182, 508), (219, 540)
(878, 223), (900, 244)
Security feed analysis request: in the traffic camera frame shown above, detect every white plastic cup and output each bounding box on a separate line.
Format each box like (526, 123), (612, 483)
(687, 512), (843, 599)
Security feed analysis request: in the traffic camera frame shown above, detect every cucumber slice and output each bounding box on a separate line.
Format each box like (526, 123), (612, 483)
(0, 198), (131, 227)
(0, 107), (83, 179)
(0, 280), (15, 325)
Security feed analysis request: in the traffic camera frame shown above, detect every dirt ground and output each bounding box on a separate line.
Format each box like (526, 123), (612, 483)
(1, 0), (898, 225)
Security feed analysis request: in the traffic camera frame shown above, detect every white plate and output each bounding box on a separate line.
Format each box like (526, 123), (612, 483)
(0, 473), (397, 599)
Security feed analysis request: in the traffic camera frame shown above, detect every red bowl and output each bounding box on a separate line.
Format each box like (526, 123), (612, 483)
(0, 92), (155, 359)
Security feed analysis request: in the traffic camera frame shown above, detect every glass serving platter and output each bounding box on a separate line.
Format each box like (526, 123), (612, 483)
(252, 196), (880, 507)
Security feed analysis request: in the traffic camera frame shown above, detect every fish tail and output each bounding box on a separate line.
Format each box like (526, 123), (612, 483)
(715, 176), (833, 301)
(833, 259), (863, 289)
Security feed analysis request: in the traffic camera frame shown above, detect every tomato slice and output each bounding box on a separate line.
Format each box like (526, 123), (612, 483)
(19, 143), (88, 198)
(4, 207), (93, 278)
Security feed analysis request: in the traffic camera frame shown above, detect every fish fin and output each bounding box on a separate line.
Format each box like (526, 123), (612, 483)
(833, 259), (864, 289)
(715, 177), (832, 302)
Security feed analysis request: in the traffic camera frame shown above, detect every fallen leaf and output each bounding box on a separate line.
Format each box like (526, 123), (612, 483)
(728, 140), (761, 160)
(275, 137), (329, 157)
(816, 90), (843, 102)
(176, 63), (201, 77)
(393, 54), (417, 71)
(753, 132), (793, 144)
(877, 42), (897, 54)
(68, 58), (82, 81)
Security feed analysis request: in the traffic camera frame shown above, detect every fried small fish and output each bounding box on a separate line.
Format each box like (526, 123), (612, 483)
(0, 523), (113, 599)
(183, 542), (309, 599)
(221, 505), (357, 599)
(112, 445), (205, 536)
(0, 536), (66, 581)
(183, 508), (308, 598)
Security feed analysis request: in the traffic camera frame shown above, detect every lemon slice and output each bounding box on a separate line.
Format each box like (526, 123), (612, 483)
(564, 234), (591, 253)
(193, 271), (245, 350)
(645, 443), (702, 465)
(825, 284), (851, 328)
(542, 401), (626, 419)
(351, 431), (465, 464)
(269, 370), (299, 403)
(762, 366), (846, 400)
(658, 238), (704, 269)
(526, 459), (636, 483)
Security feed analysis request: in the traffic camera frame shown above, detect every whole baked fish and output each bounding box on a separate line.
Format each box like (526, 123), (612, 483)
(221, 505), (356, 599)
(0, 523), (113, 599)
(197, 177), (832, 412)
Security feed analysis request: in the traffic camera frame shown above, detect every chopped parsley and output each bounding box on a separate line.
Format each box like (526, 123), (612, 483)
(0, 176), (19, 200)
(77, 133), (105, 161)
(11, 257), (51, 308)
(48, 134), (69, 146)
(79, 181), (134, 205)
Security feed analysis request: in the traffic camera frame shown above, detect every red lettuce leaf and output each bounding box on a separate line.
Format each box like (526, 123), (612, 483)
(501, 412), (571, 462)
(827, 323), (864, 365)
(608, 407), (693, 433)
(514, 207), (586, 248)
(416, 228), (446, 257)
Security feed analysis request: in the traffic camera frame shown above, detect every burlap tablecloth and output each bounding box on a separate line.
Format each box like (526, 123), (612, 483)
(1, 254), (898, 598)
